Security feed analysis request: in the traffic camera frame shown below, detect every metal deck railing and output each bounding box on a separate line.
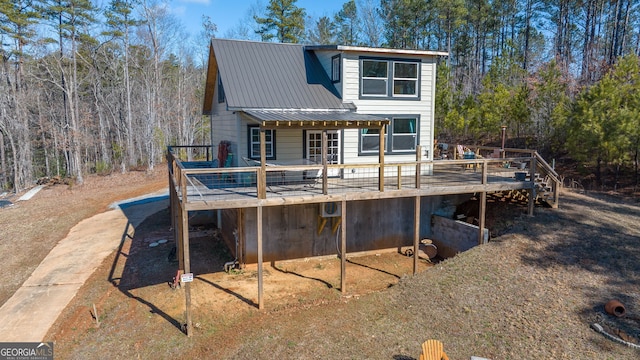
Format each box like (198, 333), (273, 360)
(167, 145), (560, 210)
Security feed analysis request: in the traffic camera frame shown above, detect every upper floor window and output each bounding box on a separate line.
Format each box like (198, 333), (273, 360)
(217, 70), (225, 103)
(360, 58), (419, 99)
(331, 54), (341, 83)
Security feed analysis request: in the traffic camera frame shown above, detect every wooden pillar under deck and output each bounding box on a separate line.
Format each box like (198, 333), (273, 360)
(340, 200), (347, 293)
(257, 206), (264, 309)
(181, 206), (192, 336)
(478, 160), (488, 245)
(413, 195), (420, 274)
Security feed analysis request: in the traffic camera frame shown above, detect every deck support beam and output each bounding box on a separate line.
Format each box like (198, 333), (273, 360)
(181, 205), (192, 336)
(478, 160), (488, 245)
(257, 206), (264, 309)
(413, 195), (421, 274)
(340, 200), (347, 293)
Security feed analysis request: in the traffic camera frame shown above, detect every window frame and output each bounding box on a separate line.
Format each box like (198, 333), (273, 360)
(331, 54), (341, 83)
(392, 61), (419, 97)
(360, 59), (388, 97)
(217, 70), (225, 103)
(358, 115), (420, 155)
(247, 126), (276, 160)
(359, 57), (421, 100)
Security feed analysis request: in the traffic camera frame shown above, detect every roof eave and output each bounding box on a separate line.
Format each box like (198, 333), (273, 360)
(306, 44), (449, 57)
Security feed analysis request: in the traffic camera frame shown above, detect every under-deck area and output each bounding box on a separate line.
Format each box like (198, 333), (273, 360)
(167, 145), (560, 336)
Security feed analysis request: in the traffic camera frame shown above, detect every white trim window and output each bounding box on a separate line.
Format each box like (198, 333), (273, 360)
(360, 58), (419, 99)
(331, 54), (341, 83)
(361, 59), (388, 96)
(360, 127), (386, 153)
(359, 116), (418, 154)
(391, 117), (417, 151)
(248, 126), (275, 160)
(393, 62), (418, 96)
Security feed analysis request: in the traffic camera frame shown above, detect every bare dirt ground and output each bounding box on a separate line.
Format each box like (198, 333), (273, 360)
(3, 167), (640, 359)
(0, 167), (168, 308)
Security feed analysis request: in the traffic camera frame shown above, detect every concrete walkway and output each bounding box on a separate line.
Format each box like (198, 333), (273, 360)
(0, 193), (168, 342)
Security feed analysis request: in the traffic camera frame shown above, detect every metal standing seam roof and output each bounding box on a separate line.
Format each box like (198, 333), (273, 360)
(211, 39), (349, 110)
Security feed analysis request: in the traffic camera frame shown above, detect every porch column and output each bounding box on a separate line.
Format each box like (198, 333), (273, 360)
(258, 129), (267, 199)
(378, 124), (385, 191)
(322, 130), (328, 195)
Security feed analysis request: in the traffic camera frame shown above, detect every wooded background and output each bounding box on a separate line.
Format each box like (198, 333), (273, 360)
(1, 0), (639, 192)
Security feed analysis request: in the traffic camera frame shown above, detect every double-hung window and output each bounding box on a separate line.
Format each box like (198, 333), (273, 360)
(360, 58), (419, 98)
(248, 126), (275, 160)
(391, 117), (417, 151)
(393, 62), (418, 96)
(359, 116), (418, 154)
(361, 60), (388, 96)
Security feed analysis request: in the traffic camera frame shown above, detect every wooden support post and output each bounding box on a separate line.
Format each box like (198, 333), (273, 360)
(528, 157), (537, 216)
(413, 196), (420, 274)
(237, 209), (245, 267)
(322, 131), (328, 195)
(415, 145), (421, 189)
(259, 130), (267, 199)
(340, 200), (347, 293)
(478, 192), (487, 245)
(552, 179), (559, 209)
(181, 207), (192, 337)
(176, 201), (184, 274)
(378, 125), (385, 191)
(478, 161), (488, 245)
(257, 206), (264, 309)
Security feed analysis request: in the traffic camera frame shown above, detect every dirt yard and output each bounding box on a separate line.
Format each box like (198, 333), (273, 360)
(2, 168), (640, 359)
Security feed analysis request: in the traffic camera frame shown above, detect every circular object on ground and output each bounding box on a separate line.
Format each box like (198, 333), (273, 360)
(420, 243), (438, 259)
(604, 299), (626, 317)
(149, 242), (159, 247)
(157, 239), (168, 244)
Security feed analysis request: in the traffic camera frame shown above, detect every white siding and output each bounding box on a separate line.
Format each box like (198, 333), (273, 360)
(274, 129), (305, 162)
(340, 52), (437, 166)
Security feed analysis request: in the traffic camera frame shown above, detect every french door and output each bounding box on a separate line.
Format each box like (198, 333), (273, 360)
(306, 130), (341, 177)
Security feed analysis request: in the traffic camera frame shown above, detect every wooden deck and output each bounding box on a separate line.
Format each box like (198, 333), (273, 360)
(171, 157), (538, 211)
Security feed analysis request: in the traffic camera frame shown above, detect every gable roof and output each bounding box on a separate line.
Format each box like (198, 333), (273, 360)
(204, 39), (348, 114)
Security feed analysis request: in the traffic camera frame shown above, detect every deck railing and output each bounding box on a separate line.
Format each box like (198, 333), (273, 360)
(168, 145), (560, 207)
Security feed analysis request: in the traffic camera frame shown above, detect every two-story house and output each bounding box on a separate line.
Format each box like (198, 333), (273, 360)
(202, 39), (447, 174)
(168, 39), (558, 325)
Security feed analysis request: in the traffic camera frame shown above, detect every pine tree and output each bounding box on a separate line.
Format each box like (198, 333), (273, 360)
(254, 0), (306, 43)
(334, 0), (358, 45)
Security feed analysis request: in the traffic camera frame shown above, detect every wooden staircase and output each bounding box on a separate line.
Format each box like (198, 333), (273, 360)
(487, 151), (561, 208)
